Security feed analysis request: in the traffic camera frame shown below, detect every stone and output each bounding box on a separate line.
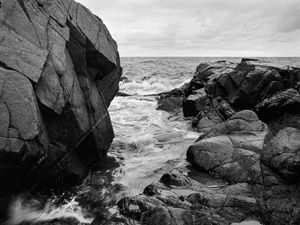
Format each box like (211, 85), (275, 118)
(140, 207), (195, 225)
(182, 88), (207, 117)
(262, 127), (300, 182)
(0, 0), (121, 193)
(187, 111), (270, 184)
(157, 96), (183, 112)
(255, 89), (300, 123)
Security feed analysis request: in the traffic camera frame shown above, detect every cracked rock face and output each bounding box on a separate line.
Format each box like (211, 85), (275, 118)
(122, 59), (300, 225)
(0, 0), (121, 192)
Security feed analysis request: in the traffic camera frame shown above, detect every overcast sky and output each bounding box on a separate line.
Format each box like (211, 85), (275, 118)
(77, 0), (300, 57)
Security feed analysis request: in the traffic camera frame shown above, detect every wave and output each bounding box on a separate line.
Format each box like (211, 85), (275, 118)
(5, 196), (93, 225)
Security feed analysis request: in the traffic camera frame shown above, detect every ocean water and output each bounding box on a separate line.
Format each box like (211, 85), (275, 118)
(7, 57), (300, 224)
(108, 56), (300, 194)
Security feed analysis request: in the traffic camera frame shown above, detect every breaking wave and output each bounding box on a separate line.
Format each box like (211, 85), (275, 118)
(5, 196), (93, 225)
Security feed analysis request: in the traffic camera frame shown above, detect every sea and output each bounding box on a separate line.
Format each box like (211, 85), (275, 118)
(5, 57), (300, 224)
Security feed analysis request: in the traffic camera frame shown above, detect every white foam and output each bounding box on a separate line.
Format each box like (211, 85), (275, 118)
(6, 196), (93, 225)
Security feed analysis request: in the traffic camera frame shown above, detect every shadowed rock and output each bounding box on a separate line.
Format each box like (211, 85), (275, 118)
(0, 0), (121, 192)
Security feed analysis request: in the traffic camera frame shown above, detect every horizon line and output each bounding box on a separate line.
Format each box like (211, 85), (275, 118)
(120, 56), (300, 58)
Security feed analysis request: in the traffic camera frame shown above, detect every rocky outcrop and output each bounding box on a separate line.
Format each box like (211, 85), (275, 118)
(112, 59), (300, 225)
(157, 59), (300, 131)
(116, 169), (262, 225)
(0, 0), (121, 192)
(115, 112), (300, 225)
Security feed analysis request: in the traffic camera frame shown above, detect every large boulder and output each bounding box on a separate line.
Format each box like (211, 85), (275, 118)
(187, 110), (271, 184)
(0, 0), (121, 191)
(262, 127), (300, 182)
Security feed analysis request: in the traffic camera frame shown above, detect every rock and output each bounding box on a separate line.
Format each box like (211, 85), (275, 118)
(187, 110), (270, 184)
(157, 96), (183, 112)
(211, 60), (299, 110)
(118, 169), (262, 225)
(140, 207), (195, 225)
(160, 170), (192, 187)
(120, 76), (129, 83)
(193, 98), (236, 131)
(0, 0), (121, 192)
(262, 127), (300, 182)
(149, 59), (300, 225)
(231, 221), (262, 225)
(267, 114), (300, 134)
(161, 59), (299, 125)
(156, 83), (189, 112)
(182, 88), (207, 117)
(193, 61), (236, 88)
(255, 89), (300, 123)
(117, 92), (131, 97)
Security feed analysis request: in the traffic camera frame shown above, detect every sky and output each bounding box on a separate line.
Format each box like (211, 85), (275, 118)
(76, 0), (300, 57)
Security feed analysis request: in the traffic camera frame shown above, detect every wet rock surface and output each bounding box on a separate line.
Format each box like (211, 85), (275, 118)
(114, 59), (300, 225)
(0, 0), (121, 193)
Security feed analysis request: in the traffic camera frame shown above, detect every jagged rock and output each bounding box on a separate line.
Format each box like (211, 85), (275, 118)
(156, 83), (189, 112)
(205, 60), (299, 110)
(193, 61), (236, 88)
(192, 97), (236, 131)
(159, 59), (299, 129)
(0, 0), (121, 192)
(118, 170), (262, 225)
(262, 127), (300, 182)
(255, 89), (300, 123)
(182, 88), (207, 117)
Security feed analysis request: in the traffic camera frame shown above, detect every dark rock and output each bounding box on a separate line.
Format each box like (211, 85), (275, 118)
(140, 207), (196, 225)
(157, 96), (183, 112)
(0, 0), (121, 193)
(160, 170), (192, 187)
(120, 76), (129, 83)
(182, 88), (207, 117)
(156, 83), (189, 112)
(193, 98), (235, 131)
(255, 89), (300, 123)
(117, 92), (131, 97)
(160, 59), (299, 124)
(143, 183), (162, 196)
(118, 169), (262, 225)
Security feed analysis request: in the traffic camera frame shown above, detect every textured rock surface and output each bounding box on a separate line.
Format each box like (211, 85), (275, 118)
(129, 59), (300, 225)
(0, 0), (121, 192)
(187, 110), (270, 184)
(262, 127), (300, 182)
(157, 59), (300, 133)
(117, 169), (262, 225)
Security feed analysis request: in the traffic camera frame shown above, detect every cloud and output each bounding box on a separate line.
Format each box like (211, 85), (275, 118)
(77, 0), (300, 56)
